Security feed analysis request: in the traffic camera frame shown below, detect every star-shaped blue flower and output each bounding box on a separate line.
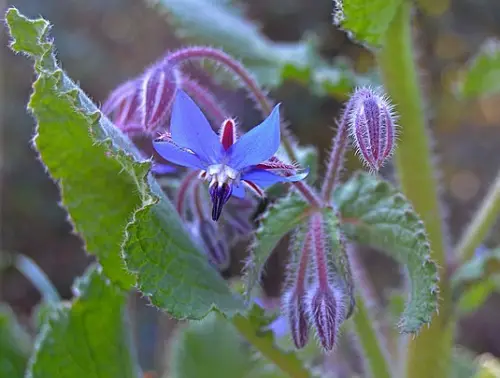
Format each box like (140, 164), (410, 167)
(153, 90), (308, 221)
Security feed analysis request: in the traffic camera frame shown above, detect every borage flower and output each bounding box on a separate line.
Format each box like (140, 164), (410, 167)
(153, 90), (308, 221)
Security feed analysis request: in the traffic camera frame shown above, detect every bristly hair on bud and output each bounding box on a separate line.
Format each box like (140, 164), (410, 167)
(347, 86), (398, 173)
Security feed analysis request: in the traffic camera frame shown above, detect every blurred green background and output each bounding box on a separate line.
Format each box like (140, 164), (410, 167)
(2, 0), (500, 374)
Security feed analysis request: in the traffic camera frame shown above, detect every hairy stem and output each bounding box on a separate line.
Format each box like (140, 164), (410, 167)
(456, 169), (500, 262)
(376, 2), (452, 378)
(15, 254), (61, 303)
(231, 315), (311, 378)
(321, 111), (351, 202)
(166, 47), (298, 161)
(293, 181), (322, 208)
(347, 246), (393, 378)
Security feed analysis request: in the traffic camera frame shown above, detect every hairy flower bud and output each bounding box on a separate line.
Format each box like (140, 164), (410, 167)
(347, 87), (397, 172)
(141, 63), (180, 132)
(307, 285), (345, 352)
(283, 290), (310, 349)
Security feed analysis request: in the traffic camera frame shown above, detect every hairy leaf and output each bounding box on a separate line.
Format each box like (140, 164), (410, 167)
(334, 172), (439, 333)
(169, 312), (254, 378)
(5, 8), (244, 318)
(457, 39), (500, 99)
(333, 0), (403, 48)
(147, 0), (367, 95)
(243, 193), (311, 301)
(0, 304), (32, 378)
(27, 265), (141, 378)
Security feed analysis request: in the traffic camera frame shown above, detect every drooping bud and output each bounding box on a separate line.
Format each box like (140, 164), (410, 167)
(307, 285), (345, 352)
(102, 79), (142, 133)
(283, 290), (310, 349)
(140, 63), (180, 132)
(347, 87), (397, 172)
(198, 219), (230, 270)
(209, 182), (232, 221)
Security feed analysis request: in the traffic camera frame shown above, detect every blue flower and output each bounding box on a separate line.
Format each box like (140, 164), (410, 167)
(153, 90), (308, 221)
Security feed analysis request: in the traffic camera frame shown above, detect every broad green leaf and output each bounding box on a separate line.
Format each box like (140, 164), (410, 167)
(457, 39), (500, 99)
(169, 312), (254, 378)
(333, 0), (403, 48)
(27, 264), (141, 378)
(148, 0), (366, 96)
(0, 304), (32, 378)
(456, 278), (499, 315)
(5, 8), (244, 318)
(333, 172), (439, 333)
(243, 193), (311, 301)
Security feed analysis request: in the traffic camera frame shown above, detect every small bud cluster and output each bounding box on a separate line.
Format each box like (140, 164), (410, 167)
(282, 213), (350, 352)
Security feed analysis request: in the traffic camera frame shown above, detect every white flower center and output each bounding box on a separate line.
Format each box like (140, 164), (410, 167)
(205, 164), (240, 187)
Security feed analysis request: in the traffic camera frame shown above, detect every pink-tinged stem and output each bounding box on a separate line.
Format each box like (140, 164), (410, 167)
(320, 99), (355, 202)
(193, 181), (207, 220)
(180, 77), (229, 125)
(294, 231), (312, 292)
(294, 181), (322, 208)
(176, 170), (200, 217)
(310, 213), (329, 289)
(165, 47), (297, 162)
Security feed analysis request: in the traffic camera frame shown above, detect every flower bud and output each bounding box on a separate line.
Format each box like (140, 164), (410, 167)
(283, 290), (310, 349)
(197, 219), (230, 271)
(348, 87), (397, 172)
(141, 63), (179, 132)
(307, 285), (346, 352)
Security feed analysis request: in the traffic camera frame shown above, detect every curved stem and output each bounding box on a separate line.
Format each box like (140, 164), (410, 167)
(456, 169), (500, 263)
(376, 2), (452, 378)
(231, 315), (312, 378)
(166, 47), (297, 162)
(15, 254), (61, 303)
(293, 181), (321, 208)
(176, 170), (200, 217)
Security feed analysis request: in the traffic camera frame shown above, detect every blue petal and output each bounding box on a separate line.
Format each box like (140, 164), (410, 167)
(151, 162), (176, 175)
(170, 90), (224, 164)
(231, 183), (246, 198)
(227, 104), (281, 170)
(153, 141), (207, 169)
(242, 168), (309, 188)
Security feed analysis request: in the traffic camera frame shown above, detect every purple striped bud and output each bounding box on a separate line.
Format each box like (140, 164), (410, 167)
(283, 290), (310, 349)
(141, 63), (180, 132)
(307, 285), (346, 352)
(347, 87), (397, 172)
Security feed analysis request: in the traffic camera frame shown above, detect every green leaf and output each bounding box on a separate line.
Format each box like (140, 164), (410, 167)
(452, 248), (500, 314)
(169, 312), (254, 378)
(0, 304), (32, 378)
(147, 0), (366, 96)
(457, 39), (500, 99)
(243, 193), (311, 301)
(333, 171), (439, 333)
(5, 8), (244, 318)
(27, 264), (141, 378)
(333, 0), (404, 48)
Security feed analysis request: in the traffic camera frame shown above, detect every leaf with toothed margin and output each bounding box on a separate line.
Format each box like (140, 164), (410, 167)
(333, 0), (404, 48)
(0, 304), (32, 378)
(243, 193), (311, 302)
(333, 171), (439, 334)
(5, 8), (244, 318)
(457, 39), (500, 99)
(146, 0), (367, 96)
(27, 265), (141, 378)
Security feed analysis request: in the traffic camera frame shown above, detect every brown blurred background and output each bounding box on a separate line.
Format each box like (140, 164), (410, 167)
(2, 0), (500, 372)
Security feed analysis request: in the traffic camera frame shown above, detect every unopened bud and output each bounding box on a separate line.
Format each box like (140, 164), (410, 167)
(347, 87), (397, 172)
(307, 285), (345, 351)
(141, 63), (179, 132)
(102, 79), (141, 130)
(283, 290), (310, 349)
(198, 219), (230, 271)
